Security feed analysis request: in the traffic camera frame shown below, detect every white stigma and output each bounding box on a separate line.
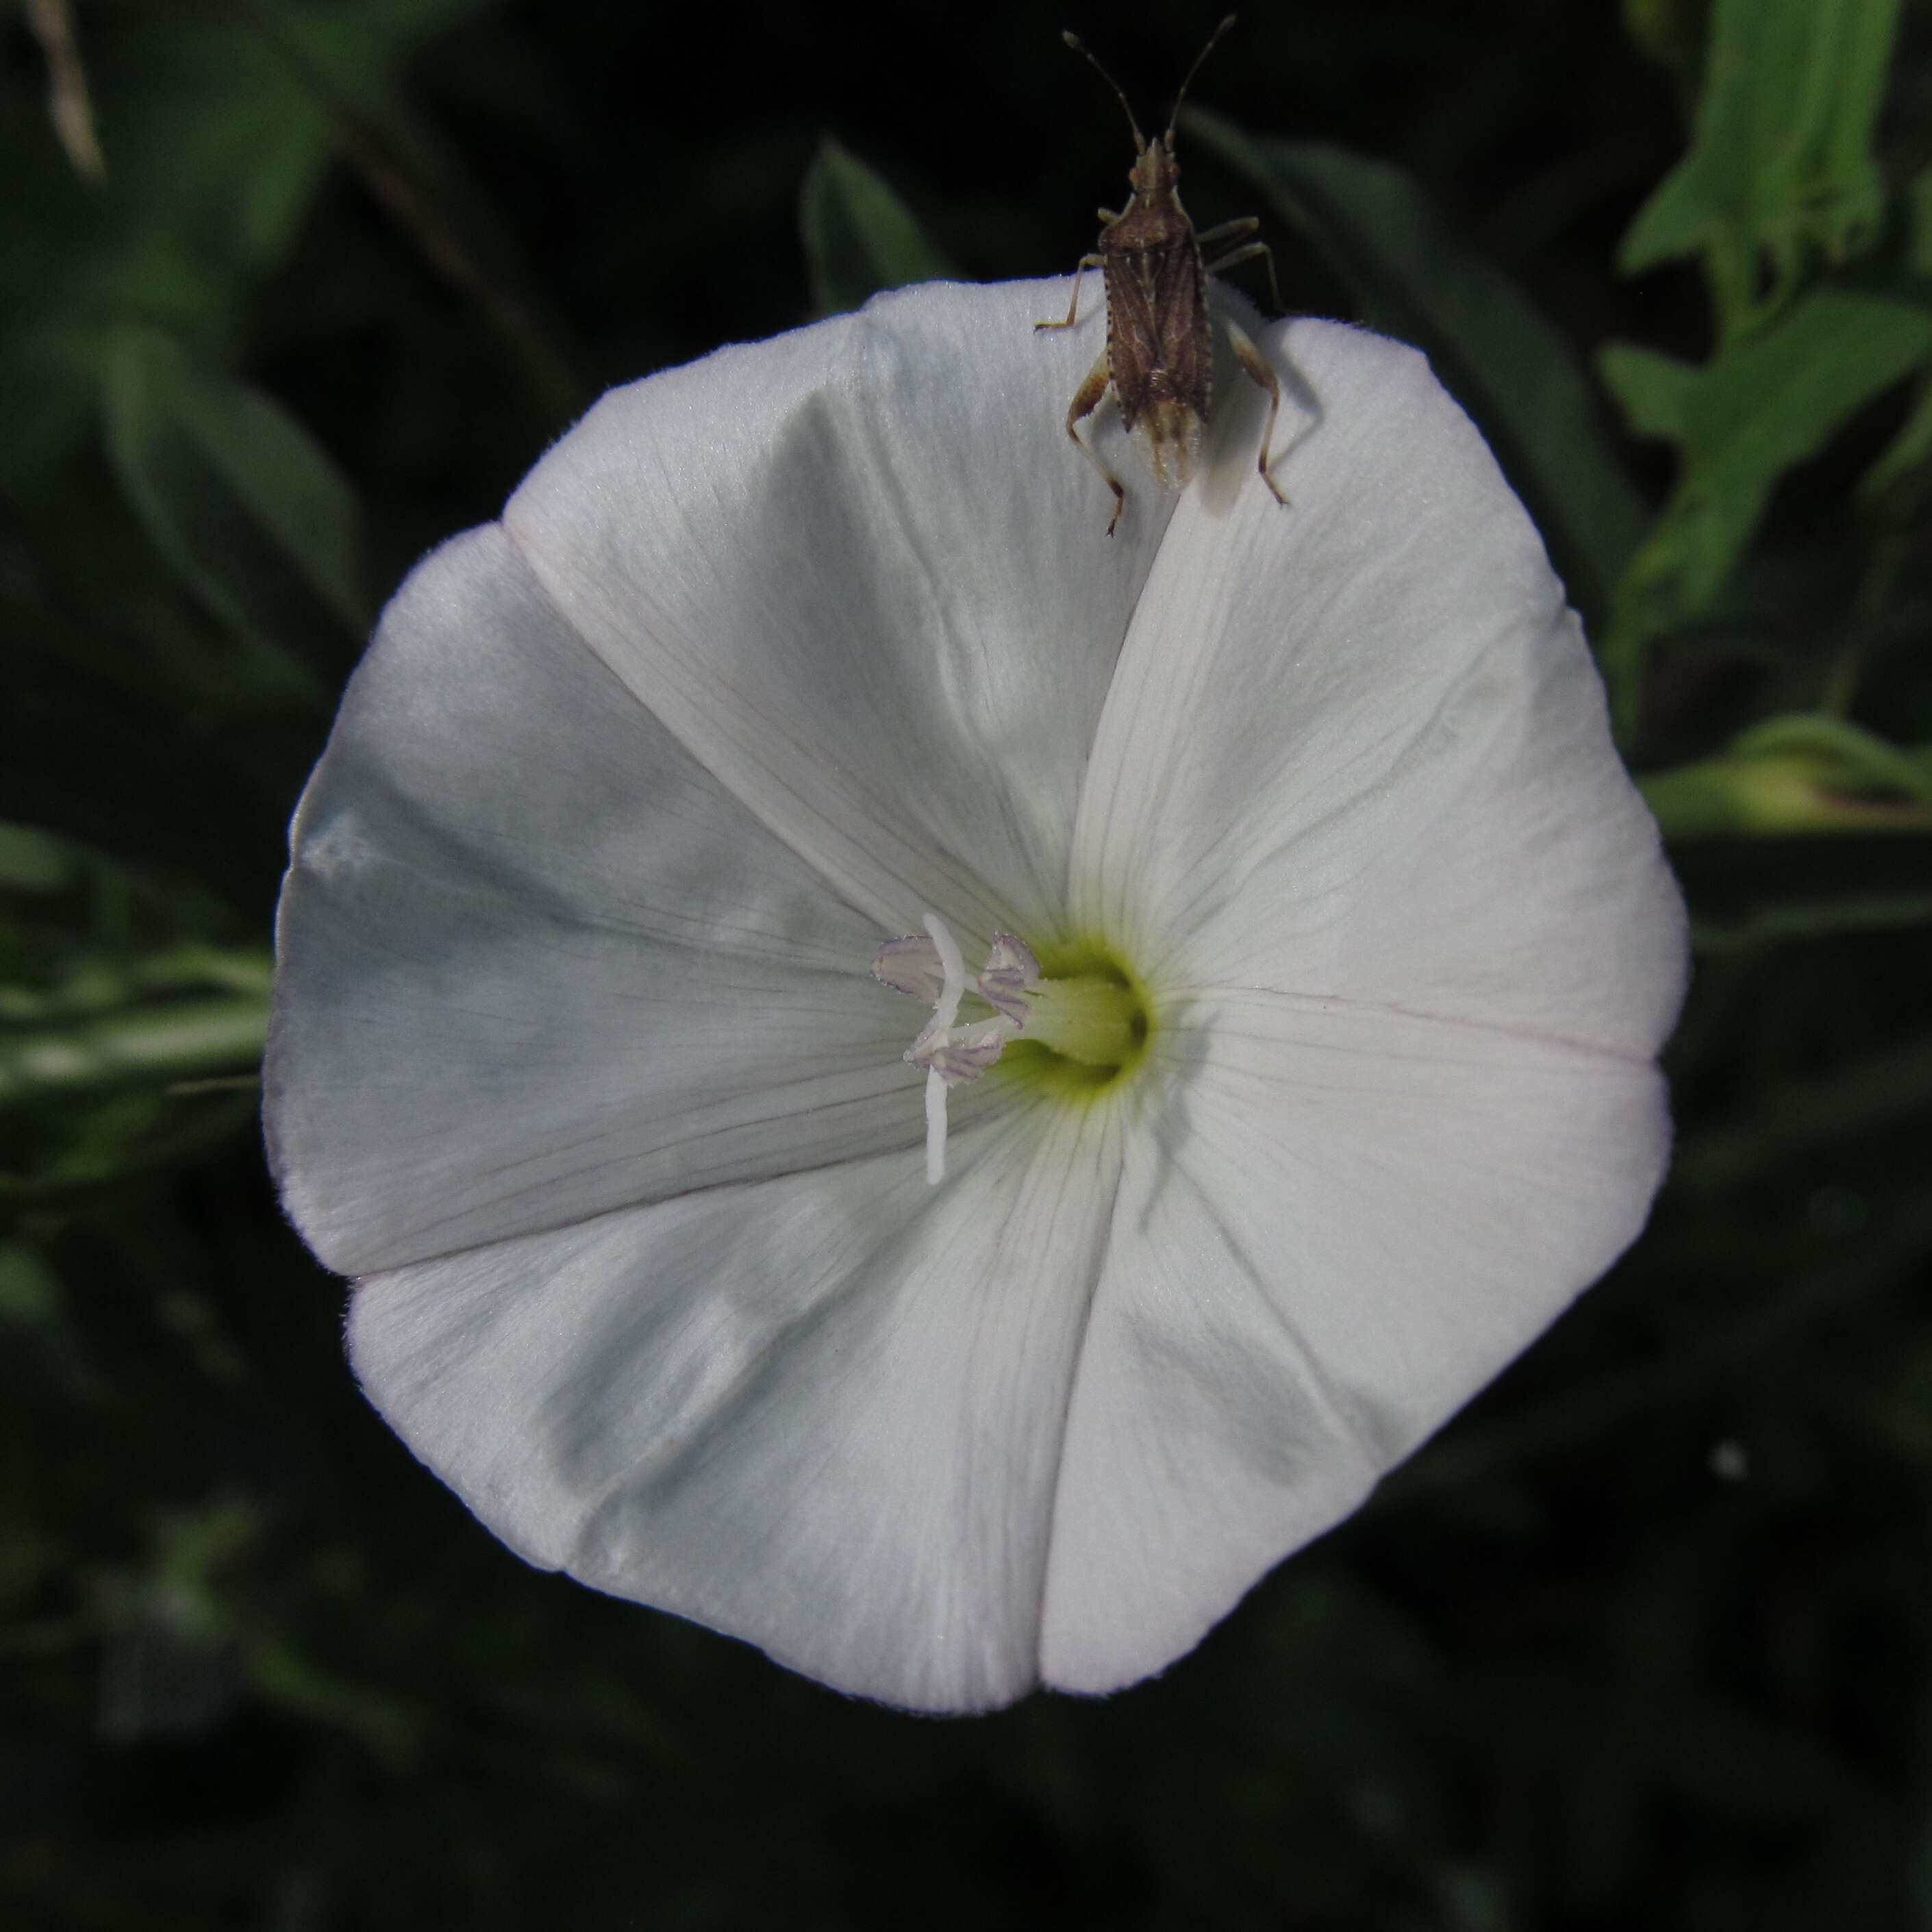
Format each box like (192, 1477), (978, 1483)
(870, 914), (1040, 1186)
(921, 912), (967, 1185)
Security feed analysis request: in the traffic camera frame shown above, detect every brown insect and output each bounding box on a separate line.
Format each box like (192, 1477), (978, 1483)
(1037, 14), (1289, 536)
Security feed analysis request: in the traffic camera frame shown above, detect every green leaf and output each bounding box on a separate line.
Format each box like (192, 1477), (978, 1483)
(103, 327), (371, 677)
(1859, 370), (1932, 500)
(1641, 718), (1932, 844)
(1596, 343), (1697, 444)
(1731, 716), (1932, 803)
(1906, 164), (1932, 279)
(1185, 113), (1648, 627)
(1601, 289), (1932, 725)
(1619, 0), (1902, 338)
(799, 136), (959, 318)
(1642, 753), (1932, 840)
(1680, 291), (1932, 514)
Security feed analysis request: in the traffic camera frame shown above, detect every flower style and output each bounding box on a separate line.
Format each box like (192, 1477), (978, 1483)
(265, 278), (1688, 1715)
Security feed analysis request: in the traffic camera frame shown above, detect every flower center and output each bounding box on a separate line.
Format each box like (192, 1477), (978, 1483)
(871, 916), (1153, 1183)
(997, 937), (1153, 1101)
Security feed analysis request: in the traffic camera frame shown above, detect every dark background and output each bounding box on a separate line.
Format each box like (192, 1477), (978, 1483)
(4, 1), (1932, 1927)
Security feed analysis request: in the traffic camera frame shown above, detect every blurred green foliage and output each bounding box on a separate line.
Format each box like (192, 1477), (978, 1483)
(1190, 114), (1650, 630)
(799, 135), (959, 316)
(1619, 0), (1900, 340)
(104, 326), (371, 685)
(1594, 0), (1932, 750)
(3, 2), (1931, 1927)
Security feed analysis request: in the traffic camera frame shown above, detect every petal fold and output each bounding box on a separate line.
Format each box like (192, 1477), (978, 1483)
(503, 278), (1174, 945)
(268, 525), (951, 1276)
(1072, 317), (1686, 1061)
(1040, 988), (1671, 1694)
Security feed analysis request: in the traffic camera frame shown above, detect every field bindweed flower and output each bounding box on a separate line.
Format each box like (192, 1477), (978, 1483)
(265, 279), (1688, 1714)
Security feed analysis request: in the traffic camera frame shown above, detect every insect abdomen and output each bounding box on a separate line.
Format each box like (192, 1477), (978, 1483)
(1104, 242), (1211, 492)
(1125, 397), (1205, 493)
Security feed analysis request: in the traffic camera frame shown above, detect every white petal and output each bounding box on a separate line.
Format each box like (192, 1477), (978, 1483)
(346, 1102), (1122, 1714)
(1072, 318), (1685, 1059)
(1039, 988), (1670, 1694)
(267, 525), (962, 1277)
(502, 278), (1174, 946)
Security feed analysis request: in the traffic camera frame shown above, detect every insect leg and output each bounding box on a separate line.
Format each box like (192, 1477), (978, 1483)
(1034, 255), (1106, 331)
(1195, 216), (1258, 247)
(1218, 312), (1289, 510)
(1065, 349), (1127, 536)
(1205, 237), (1283, 314)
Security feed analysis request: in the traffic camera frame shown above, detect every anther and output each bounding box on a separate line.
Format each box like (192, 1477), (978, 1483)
(870, 915), (1040, 1185)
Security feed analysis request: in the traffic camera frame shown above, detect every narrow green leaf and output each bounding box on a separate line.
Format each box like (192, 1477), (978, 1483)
(1619, 0), (1901, 338)
(1731, 716), (1932, 804)
(1641, 716), (1932, 843)
(103, 327), (371, 676)
(1859, 371), (1932, 499)
(1185, 112), (1648, 627)
(1597, 343), (1697, 444)
(1641, 754), (1932, 838)
(244, 1637), (423, 1771)
(1666, 833), (1932, 947)
(0, 994), (268, 1112)
(1642, 716), (1932, 842)
(131, 943), (276, 999)
(799, 136), (959, 318)
(1907, 164), (1932, 278)
(0, 0), (499, 480)
(0, 946), (273, 1028)
(250, 2), (587, 426)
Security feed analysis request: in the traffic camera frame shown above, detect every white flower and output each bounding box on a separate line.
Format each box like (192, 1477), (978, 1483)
(264, 279), (1688, 1715)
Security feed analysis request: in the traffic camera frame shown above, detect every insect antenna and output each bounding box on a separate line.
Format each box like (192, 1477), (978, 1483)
(1061, 30), (1146, 153)
(1164, 13), (1239, 141)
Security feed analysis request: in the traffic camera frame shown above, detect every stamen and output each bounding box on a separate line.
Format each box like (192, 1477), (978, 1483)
(870, 933), (947, 1005)
(870, 916), (1044, 1186)
(977, 933), (1040, 1023)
